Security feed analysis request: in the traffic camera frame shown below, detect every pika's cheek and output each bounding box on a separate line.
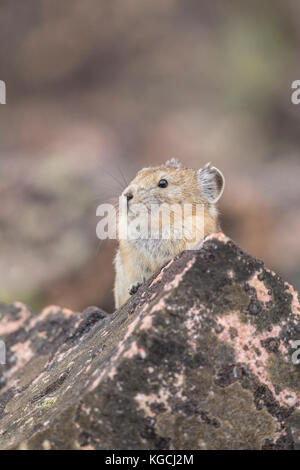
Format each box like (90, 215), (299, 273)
(138, 192), (160, 205)
(166, 188), (182, 202)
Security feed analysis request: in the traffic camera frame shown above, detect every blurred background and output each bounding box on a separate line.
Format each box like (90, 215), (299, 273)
(0, 0), (300, 313)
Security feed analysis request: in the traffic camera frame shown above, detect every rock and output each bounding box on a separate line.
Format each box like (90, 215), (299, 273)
(0, 232), (299, 450)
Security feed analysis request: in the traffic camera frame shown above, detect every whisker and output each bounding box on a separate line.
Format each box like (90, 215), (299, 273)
(117, 165), (129, 187)
(100, 167), (125, 191)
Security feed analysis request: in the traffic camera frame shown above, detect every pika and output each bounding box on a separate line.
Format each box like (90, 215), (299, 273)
(114, 158), (225, 308)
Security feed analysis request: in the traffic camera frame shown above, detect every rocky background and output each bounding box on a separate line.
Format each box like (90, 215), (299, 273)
(1, 0), (300, 313)
(0, 234), (299, 450)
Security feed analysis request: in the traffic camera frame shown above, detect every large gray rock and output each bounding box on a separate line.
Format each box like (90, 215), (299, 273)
(0, 233), (299, 450)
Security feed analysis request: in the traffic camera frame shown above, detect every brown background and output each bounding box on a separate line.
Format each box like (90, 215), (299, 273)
(0, 0), (300, 313)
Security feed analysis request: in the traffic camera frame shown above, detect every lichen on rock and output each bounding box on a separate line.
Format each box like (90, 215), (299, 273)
(0, 233), (299, 450)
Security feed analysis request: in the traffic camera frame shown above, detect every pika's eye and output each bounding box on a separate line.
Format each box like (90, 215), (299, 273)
(158, 179), (168, 188)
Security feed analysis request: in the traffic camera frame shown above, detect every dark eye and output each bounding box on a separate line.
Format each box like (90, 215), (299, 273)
(158, 179), (168, 188)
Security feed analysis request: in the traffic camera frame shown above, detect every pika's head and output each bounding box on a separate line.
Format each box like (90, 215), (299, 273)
(122, 158), (225, 209)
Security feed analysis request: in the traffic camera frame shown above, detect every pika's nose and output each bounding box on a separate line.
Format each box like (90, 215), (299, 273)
(124, 191), (133, 202)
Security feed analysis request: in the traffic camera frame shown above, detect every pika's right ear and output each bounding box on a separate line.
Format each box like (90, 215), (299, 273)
(165, 158), (183, 168)
(197, 163), (225, 203)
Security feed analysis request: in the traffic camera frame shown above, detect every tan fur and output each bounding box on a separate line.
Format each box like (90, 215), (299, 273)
(114, 161), (224, 308)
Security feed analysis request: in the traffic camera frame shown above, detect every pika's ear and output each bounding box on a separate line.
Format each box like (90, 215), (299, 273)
(197, 163), (225, 203)
(165, 158), (183, 168)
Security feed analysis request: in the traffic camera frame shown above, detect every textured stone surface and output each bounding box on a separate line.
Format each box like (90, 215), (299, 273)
(0, 232), (299, 450)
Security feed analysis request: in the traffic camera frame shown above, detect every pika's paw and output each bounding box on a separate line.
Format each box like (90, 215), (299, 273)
(128, 282), (142, 296)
